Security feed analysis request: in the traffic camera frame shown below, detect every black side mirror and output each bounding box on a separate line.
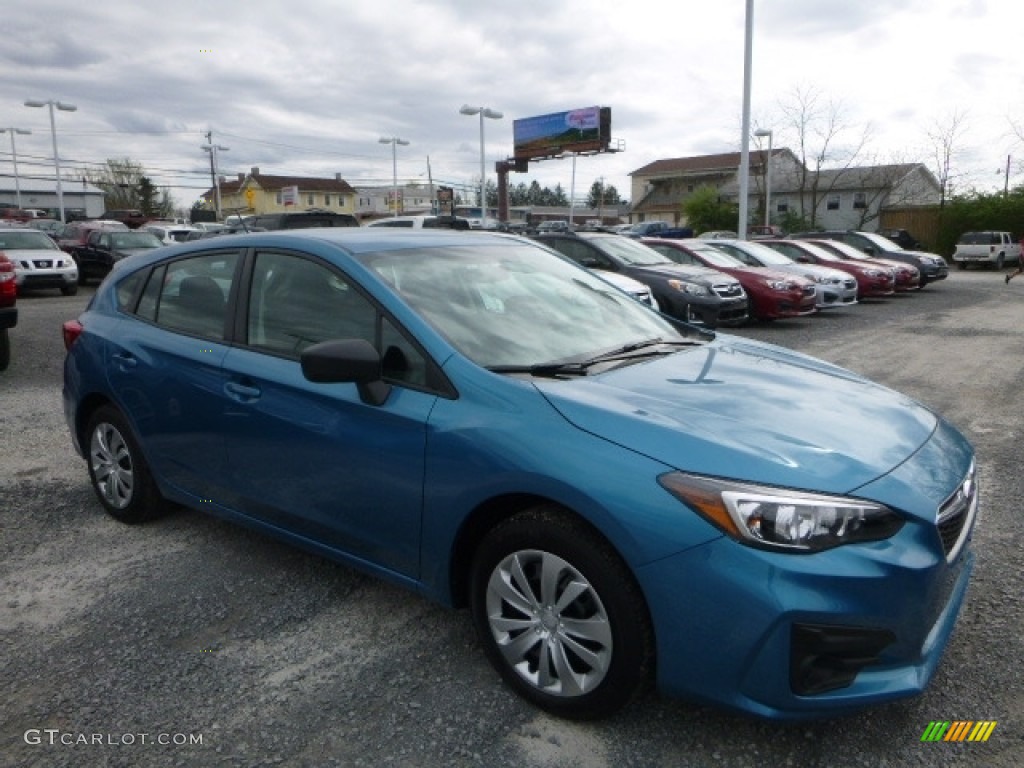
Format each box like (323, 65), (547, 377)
(301, 338), (392, 406)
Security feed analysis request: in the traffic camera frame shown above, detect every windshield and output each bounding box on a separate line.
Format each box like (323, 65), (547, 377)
(581, 235), (673, 266)
(0, 231), (58, 251)
(112, 232), (163, 249)
(358, 243), (691, 369)
(858, 231), (903, 251)
(807, 239), (870, 261)
(685, 244), (746, 267)
(716, 240), (794, 266)
(768, 241), (841, 263)
(957, 232), (1000, 245)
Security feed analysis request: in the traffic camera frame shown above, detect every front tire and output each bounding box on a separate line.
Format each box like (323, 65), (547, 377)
(470, 507), (653, 720)
(85, 405), (164, 523)
(0, 328), (10, 371)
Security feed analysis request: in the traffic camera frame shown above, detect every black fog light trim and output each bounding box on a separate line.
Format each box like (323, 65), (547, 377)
(790, 623), (896, 696)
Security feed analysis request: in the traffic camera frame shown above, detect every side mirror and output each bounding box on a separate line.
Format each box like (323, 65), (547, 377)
(301, 338), (392, 406)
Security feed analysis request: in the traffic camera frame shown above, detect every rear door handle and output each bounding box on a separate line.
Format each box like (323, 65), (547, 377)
(111, 351), (137, 370)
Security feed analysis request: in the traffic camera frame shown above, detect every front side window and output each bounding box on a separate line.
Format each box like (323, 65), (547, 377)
(246, 251), (429, 387)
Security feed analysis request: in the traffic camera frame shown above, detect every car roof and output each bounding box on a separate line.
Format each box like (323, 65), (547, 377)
(120, 229), (527, 264)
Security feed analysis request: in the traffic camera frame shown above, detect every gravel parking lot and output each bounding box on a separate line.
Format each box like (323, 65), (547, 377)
(2, 271), (1021, 768)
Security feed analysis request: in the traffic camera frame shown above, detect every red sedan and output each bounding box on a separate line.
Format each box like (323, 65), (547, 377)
(643, 237), (817, 321)
(782, 238), (920, 293)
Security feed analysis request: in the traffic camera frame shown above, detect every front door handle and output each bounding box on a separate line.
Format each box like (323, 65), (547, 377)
(224, 381), (262, 402)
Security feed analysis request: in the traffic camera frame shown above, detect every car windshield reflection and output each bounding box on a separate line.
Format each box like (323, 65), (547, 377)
(358, 244), (693, 369)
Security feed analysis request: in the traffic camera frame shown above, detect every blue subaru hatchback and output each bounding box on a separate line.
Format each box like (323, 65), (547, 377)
(62, 230), (977, 720)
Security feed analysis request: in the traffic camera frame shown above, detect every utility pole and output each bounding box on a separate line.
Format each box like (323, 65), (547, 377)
(201, 131), (229, 220)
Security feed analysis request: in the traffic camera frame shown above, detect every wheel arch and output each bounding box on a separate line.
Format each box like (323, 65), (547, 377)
(447, 493), (652, 632)
(72, 392), (116, 452)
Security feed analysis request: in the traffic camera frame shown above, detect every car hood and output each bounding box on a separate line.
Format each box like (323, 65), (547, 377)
(536, 336), (938, 505)
(1, 248), (67, 260)
(774, 262), (848, 282)
(631, 263), (739, 286)
(724, 265), (805, 285)
(112, 247), (160, 259)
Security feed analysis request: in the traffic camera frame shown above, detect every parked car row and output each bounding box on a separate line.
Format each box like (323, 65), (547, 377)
(532, 229), (946, 328)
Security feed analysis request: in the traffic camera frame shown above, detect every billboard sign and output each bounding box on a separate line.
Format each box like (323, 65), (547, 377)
(513, 106), (611, 161)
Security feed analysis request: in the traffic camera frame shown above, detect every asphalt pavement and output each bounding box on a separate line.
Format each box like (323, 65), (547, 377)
(1, 270), (1021, 767)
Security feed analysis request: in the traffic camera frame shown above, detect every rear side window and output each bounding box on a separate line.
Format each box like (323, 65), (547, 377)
(136, 252), (239, 340)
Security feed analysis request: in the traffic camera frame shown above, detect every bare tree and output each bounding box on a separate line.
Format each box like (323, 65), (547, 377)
(775, 85), (872, 227)
(925, 109), (970, 207)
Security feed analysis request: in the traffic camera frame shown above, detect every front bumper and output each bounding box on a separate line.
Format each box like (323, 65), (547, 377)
(682, 296), (749, 328)
(637, 431), (977, 719)
(920, 263), (949, 283)
(638, 525), (973, 719)
(814, 280), (859, 309)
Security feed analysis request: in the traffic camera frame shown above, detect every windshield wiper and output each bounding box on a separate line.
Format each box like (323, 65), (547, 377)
(488, 338), (699, 378)
(486, 362), (590, 377)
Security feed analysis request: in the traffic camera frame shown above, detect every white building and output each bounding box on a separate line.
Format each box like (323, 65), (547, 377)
(0, 177), (106, 219)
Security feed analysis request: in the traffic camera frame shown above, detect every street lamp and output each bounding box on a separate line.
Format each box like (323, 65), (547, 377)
(754, 128), (773, 229)
(24, 99), (77, 223)
(379, 136), (409, 216)
(0, 128), (31, 209)
(459, 105), (503, 225)
(201, 141), (229, 220)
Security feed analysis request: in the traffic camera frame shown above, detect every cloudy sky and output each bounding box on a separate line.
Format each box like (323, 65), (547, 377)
(2, 0), (1022, 211)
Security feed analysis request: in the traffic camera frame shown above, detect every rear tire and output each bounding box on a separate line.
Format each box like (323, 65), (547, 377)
(470, 506), (653, 720)
(85, 405), (164, 523)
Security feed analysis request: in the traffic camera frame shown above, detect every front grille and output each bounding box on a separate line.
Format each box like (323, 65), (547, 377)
(936, 462), (977, 562)
(713, 283), (744, 299)
(33, 260), (54, 269)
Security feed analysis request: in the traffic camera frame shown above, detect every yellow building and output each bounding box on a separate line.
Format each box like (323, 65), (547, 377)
(201, 167), (358, 219)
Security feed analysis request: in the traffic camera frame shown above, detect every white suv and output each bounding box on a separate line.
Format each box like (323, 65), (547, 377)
(0, 226), (78, 295)
(365, 215), (470, 229)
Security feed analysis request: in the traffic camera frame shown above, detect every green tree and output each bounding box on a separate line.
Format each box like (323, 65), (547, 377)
(586, 180), (624, 207)
(137, 176), (158, 216)
(681, 186), (738, 233)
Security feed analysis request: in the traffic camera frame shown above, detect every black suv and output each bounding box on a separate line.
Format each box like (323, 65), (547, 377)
(791, 230), (948, 286)
(247, 211), (359, 230)
(533, 232), (748, 327)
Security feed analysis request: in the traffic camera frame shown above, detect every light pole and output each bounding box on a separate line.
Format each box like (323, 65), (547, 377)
(0, 128), (31, 209)
(754, 128), (773, 229)
(24, 99), (77, 223)
(736, 0), (754, 240)
(201, 137), (229, 220)
(379, 136), (409, 216)
(459, 105), (503, 225)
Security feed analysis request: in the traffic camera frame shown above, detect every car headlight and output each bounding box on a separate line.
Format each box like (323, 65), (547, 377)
(658, 472), (904, 552)
(864, 269), (883, 277)
(766, 280), (792, 291)
(667, 279), (709, 296)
